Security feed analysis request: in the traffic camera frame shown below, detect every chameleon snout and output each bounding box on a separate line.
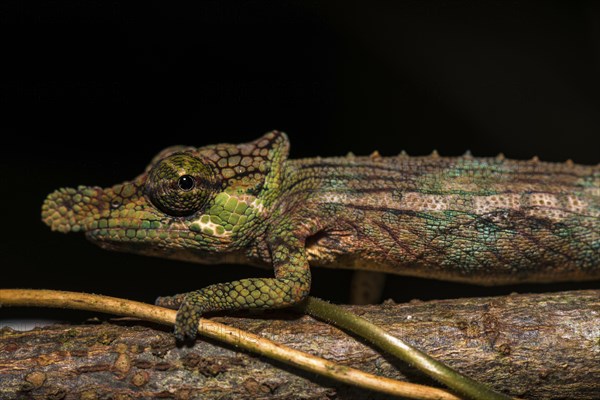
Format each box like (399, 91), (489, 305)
(42, 186), (106, 233)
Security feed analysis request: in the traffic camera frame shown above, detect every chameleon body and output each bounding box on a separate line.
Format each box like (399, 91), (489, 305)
(42, 131), (600, 339)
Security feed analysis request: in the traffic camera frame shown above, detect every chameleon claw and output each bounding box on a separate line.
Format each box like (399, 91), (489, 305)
(173, 328), (186, 342)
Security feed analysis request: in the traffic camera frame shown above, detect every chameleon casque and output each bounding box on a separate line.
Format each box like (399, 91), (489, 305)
(42, 131), (600, 340)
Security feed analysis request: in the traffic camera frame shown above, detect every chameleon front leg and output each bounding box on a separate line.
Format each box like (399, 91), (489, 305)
(156, 234), (311, 340)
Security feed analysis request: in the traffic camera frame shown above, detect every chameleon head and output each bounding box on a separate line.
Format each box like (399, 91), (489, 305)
(41, 131), (289, 261)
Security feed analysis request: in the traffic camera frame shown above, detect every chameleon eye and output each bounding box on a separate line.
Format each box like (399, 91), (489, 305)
(147, 154), (218, 216)
(178, 175), (195, 191)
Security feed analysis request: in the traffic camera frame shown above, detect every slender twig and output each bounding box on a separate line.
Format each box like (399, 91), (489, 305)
(0, 289), (459, 400)
(302, 297), (514, 400)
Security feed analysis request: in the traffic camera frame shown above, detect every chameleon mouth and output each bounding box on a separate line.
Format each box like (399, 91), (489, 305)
(85, 229), (180, 259)
(85, 227), (186, 242)
(84, 228), (177, 255)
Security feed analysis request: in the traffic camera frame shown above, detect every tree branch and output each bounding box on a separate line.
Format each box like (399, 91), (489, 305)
(1, 289), (598, 399)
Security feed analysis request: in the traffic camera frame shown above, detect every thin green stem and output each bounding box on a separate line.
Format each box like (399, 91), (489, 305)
(300, 297), (514, 400)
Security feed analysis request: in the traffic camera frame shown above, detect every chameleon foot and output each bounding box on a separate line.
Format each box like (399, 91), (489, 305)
(157, 274), (311, 341)
(156, 292), (205, 340)
(173, 291), (211, 340)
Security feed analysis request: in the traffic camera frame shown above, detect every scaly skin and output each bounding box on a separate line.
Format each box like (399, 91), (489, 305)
(42, 131), (600, 339)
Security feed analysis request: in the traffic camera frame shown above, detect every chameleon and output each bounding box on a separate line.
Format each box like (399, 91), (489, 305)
(42, 131), (600, 340)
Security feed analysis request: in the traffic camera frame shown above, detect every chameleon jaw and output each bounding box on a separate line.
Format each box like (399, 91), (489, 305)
(86, 228), (249, 265)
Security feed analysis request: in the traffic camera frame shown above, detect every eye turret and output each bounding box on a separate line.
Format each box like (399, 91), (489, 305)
(146, 153), (218, 216)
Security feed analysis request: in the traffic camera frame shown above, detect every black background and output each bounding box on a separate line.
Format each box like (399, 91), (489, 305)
(2, 1), (599, 320)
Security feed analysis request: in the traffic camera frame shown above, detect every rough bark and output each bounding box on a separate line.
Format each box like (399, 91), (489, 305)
(0, 290), (599, 400)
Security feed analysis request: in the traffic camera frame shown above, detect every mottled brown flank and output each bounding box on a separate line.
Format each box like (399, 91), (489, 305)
(42, 131), (600, 338)
(284, 155), (599, 284)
